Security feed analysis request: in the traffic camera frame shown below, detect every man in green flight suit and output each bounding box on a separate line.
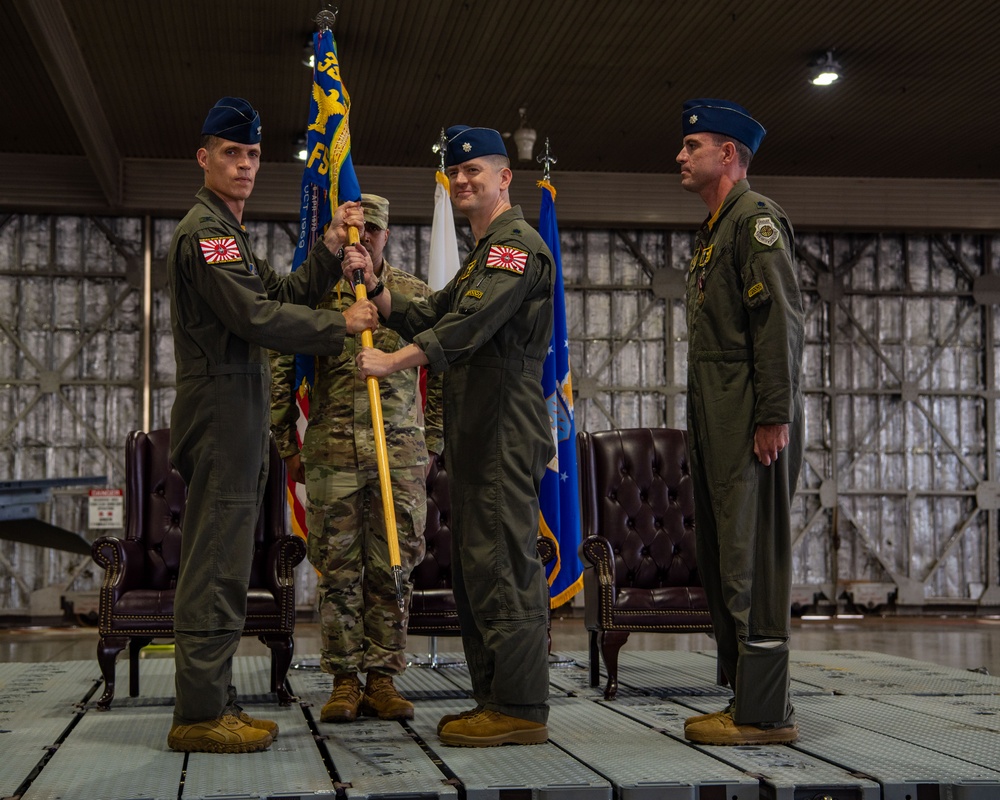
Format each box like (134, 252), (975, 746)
(166, 97), (378, 754)
(342, 125), (555, 747)
(270, 193), (443, 724)
(676, 99), (805, 746)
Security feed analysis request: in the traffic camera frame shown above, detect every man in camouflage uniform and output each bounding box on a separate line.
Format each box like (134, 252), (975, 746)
(343, 126), (554, 747)
(271, 194), (443, 723)
(675, 99), (804, 746)
(166, 97), (377, 754)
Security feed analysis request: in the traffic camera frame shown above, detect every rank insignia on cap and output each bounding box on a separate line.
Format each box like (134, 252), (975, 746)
(199, 236), (242, 264)
(753, 217), (780, 247)
(462, 142), (472, 152)
(688, 114), (698, 124)
(486, 245), (528, 275)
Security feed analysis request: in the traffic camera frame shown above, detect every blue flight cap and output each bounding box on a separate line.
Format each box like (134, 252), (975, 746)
(201, 97), (262, 144)
(682, 98), (766, 154)
(444, 125), (508, 166)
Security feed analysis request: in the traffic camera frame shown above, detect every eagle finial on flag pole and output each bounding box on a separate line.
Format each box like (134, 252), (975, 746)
(314, 5), (337, 32)
(537, 137), (558, 184)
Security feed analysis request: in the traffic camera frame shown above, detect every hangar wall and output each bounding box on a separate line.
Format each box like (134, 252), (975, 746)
(1, 212), (998, 617)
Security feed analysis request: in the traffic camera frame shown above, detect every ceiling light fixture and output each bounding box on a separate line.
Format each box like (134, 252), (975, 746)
(302, 41), (315, 69)
(809, 50), (842, 86)
(511, 107), (537, 161)
(294, 136), (308, 162)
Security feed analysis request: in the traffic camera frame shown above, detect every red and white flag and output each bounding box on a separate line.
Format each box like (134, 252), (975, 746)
(486, 245), (528, 275)
(199, 237), (241, 264)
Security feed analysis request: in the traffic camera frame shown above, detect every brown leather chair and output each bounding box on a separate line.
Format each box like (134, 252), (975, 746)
(408, 451), (556, 666)
(578, 427), (713, 699)
(91, 429), (305, 710)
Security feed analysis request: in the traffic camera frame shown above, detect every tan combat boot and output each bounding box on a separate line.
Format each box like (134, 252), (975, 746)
(360, 672), (414, 720)
(438, 709), (548, 747)
(436, 705), (483, 735)
(320, 673), (362, 723)
(167, 713), (273, 753)
(235, 709), (279, 739)
(684, 712), (799, 746)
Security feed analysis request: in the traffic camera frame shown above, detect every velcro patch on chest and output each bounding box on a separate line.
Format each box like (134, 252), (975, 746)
(199, 236), (242, 264)
(465, 289), (484, 299)
(486, 245), (528, 275)
(457, 259), (477, 282)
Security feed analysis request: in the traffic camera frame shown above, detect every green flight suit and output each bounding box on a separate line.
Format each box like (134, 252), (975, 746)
(270, 260), (444, 676)
(685, 179), (804, 726)
(384, 206), (555, 724)
(168, 186), (349, 725)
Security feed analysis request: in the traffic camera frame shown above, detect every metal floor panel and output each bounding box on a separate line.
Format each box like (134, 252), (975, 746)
(288, 668), (461, 798)
(106, 653), (277, 708)
(1, 660), (102, 798)
(411, 698), (611, 800)
(609, 696), (881, 800)
(794, 694), (1000, 772)
(625, 650), (831, 696)
(546, 696), (758, 800)
(21, 708), (183, 800)
(546, 659), (608, 698)
(875, 692), (1000, 732)
(788, 650), (1000, 695)
(183, 704), (336, 800)
(603, 651), (731, 697)
(683, 694), (1000, 800)
(1, 659), (100, 709)
(320, 718), (457, 800)
(288, 655), (472, 701)
(392, 663), (471, 699)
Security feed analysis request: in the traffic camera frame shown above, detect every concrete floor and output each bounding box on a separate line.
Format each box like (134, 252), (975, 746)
(3, 613), (999, 676)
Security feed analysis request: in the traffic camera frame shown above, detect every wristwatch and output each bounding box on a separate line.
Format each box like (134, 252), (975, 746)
(368, 279), (385, 298)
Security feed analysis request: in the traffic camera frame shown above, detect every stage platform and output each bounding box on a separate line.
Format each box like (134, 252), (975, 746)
(2, 648), (999, 800)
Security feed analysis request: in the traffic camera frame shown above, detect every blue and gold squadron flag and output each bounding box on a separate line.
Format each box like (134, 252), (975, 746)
(538, 180), (583, 607)
(286, 28), (362, 539)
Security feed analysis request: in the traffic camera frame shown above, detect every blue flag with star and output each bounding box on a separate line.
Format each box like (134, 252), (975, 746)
(538, 180), (583, 607)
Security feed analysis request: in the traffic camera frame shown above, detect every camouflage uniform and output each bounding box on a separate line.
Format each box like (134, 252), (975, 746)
(271, 260), (443, 676)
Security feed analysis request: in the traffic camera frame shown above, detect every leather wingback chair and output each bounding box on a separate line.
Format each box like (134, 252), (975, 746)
(578, 427), (713, 699)
(408, 451), (459, 641)
(408, 452), (557, 665)
(91, 429), (305, 710)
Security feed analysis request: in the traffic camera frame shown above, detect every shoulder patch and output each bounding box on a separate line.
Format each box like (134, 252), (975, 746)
(199, 236), (242, 264)
(486, 245), (528, 275)
(753, 217), (781, 247)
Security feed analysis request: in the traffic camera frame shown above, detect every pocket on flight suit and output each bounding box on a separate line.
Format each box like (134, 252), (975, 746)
(447, 364), (502, 484)
(716, 470), (758, 626)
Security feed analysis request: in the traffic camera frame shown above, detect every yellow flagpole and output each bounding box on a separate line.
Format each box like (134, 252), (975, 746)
(350, 244), (405, 609)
